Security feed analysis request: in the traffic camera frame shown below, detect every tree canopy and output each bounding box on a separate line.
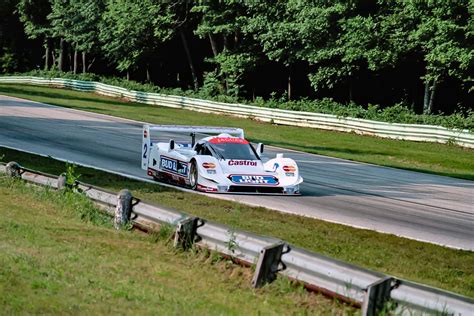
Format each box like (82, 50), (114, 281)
(1, 0), (472, 114)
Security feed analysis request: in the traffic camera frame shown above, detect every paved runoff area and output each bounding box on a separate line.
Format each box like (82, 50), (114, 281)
(1, 94), (473, 250)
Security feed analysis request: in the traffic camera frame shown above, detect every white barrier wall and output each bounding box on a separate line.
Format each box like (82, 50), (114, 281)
(1, 76), (473, 148)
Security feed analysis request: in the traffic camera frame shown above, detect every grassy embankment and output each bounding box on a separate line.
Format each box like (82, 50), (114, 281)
(0, 176), (355, 314)
(0, 83), (473, 180)
(1, 148), (473, 298)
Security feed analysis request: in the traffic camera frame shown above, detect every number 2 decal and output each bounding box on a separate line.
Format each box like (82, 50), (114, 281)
(143, 143), (148, 159)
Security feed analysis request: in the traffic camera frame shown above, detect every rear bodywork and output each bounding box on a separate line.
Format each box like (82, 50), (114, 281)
(142, 125), (303, 195)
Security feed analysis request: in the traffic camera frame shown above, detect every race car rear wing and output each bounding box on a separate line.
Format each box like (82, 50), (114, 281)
(141, 124), (245, 170)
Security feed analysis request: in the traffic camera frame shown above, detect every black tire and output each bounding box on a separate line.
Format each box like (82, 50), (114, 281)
(189, 160), (198, 190)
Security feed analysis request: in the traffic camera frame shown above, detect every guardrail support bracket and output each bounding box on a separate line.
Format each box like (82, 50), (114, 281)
(114, 189), (133, 229)
(362, 277), (397, 316)
(174, 217), (204, 250)
(252, 242), (288, 288)
(6, 161), (21, 178)
(57, 173), (67, 190)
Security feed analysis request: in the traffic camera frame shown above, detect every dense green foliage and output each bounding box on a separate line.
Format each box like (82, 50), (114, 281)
(99, 0), (173, 76)
(17, 69), (474, 131)
(1, 1), (472, 116)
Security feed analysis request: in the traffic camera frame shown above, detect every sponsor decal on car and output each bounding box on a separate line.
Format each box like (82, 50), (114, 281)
(160, 156), (188, 176)
(203, 162), (217, 174)
(283, 165), (296, 172)
(202, 162), (216, 169)
(228, 175), (278, 185)
(228, 160), (257, 166)
(209, 137), (249, 144)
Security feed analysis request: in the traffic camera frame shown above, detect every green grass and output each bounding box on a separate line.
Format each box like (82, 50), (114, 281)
(2, 147), (473, 299)
(0, 83), (473, 180)
(0, 176), (355, 315)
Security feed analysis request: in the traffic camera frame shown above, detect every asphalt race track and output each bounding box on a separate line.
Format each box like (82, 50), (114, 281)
(1, 95), (473, 250)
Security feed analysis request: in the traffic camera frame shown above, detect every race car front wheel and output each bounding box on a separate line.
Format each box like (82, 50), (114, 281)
(189, 160), (198, 190)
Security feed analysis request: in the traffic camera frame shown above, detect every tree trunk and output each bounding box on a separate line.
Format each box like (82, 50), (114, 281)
(209, 33), (227, 89)
(44, 39), (50, 71)
(287, 65), (292, 101)
(51, 47), (56, 69)
(73, 49), (78, 74)
(208, 34), (218, 57)
(58, 38), (65, 71)
(179, 29), (199, 90)
(428, 80), (437, 114)
(146, 64), (151, 82)
(87, 56), (96, 72)
(82, 52), (87, 73)
(234, 31), (239, 48)
(223, 35), (229, 51)
(68, 46), (73, 71)
(222, 35), (231, 93)
(348, 79), (353, 102)
(126, 70), (130, 80)
(423, 80), (430, 114)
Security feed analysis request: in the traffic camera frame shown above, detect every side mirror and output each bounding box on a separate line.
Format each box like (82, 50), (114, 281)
(169, 139), (175, 151)
(256, 143), (264, 155)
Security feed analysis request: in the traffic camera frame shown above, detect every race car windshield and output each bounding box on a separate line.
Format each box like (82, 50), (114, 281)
(208, 142), (259, 160)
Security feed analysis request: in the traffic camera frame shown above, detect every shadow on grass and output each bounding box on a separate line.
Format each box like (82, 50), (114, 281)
(0, 85), (150, 109)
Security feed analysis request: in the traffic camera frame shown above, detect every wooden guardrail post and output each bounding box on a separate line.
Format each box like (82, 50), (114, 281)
(5, 161), (21, 178)
(174, 217), (204, 250)
(57, 173), (67, 190)
(252, 242), (289, 288)
(362, 277), (398, 316)
(114, 189), (132, 229)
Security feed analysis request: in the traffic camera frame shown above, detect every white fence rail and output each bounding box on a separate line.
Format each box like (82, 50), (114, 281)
(1, 76), (473, 148)
(1, 162), (473, 315)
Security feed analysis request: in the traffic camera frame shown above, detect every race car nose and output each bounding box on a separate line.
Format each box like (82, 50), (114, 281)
(283, 185), (300, 195)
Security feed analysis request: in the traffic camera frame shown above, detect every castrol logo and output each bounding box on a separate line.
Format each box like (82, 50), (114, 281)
(228, 160), (257, 166)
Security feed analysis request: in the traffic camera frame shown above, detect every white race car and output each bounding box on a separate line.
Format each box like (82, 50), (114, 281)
(141, 125), (303, 194)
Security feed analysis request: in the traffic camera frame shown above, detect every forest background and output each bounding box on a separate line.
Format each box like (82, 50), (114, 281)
(0, 0), (472, 125)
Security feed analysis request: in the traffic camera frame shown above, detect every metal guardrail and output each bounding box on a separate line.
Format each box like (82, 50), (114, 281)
(281, 246), (385, 304)
(196, 221), (282, 265)
(1, 162), (473, 315)
(1, 76), (473, 148)
(390, 280), (474, 315)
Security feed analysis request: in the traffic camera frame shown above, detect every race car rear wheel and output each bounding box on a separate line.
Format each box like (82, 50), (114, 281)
(189, 160), (198, 190)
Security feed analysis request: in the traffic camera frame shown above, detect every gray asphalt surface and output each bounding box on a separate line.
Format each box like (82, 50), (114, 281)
(1, 95), (473, 250)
